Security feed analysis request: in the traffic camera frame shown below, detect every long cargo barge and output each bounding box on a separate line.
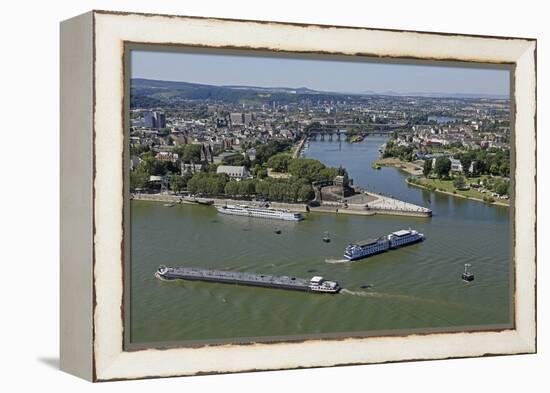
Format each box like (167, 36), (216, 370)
(155, 266), (341, 294)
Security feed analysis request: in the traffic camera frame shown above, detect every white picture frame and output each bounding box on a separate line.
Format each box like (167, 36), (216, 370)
(60, 10), (536, 381)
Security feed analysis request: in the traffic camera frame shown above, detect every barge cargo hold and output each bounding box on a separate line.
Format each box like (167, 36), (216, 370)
(155, 266), (341, 293)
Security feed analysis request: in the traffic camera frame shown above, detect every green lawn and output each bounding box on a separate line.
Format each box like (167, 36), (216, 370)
(412, 177), (509, 206)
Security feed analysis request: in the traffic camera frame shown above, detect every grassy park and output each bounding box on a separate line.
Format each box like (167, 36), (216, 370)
(407, 176), (510, 206)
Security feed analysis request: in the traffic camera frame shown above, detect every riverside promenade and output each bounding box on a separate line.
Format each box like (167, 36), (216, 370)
(131, 190), (431, 218)
(292, 137), (307, 159)
(356, 189), (432, 217)
(131, 193), (309, 212)
(310, 188), (431, 218)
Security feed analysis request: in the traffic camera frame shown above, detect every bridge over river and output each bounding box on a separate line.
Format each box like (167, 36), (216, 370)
(307, 123), (407, 141)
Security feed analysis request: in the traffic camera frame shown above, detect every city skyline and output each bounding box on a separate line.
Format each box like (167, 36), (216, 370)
(131, 50), (511, 98)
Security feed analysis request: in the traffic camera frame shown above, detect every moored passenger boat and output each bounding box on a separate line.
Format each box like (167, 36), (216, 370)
(216, 204), (303, 221)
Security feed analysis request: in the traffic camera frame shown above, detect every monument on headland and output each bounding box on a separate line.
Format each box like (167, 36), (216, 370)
(317, 173), (355, 202)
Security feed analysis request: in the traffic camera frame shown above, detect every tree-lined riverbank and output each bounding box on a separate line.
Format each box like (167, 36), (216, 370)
(406, 178), (509, 207)
(373, 157), (423, 176)
(374, 156), (509, 206)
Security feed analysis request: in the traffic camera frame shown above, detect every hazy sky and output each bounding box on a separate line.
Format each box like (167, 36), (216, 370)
(131, 50), (510, 97)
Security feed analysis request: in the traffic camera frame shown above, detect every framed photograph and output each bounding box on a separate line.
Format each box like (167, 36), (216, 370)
(60, 10), (536, 381)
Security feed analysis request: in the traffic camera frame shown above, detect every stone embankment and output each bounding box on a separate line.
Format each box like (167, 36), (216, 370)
(292, 137), (307, 159)
(131, 193), (309, 212)
(132, 189), (432, 218)
(358, 189), (432, 217)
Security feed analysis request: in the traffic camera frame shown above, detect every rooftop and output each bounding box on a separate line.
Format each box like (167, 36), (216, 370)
(355, 238), (382, 247)
(217, 165), (250, 176)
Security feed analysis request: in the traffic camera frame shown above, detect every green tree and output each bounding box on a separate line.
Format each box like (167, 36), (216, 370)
(224, 155), (245, 166)
(238, 180), (256, 195)
(138, 152), (177, 176)
(254, 140), (293, 164)
(318, 167), (339, 182)
(130, 144), (150, 156)
(224, 180), (240, 196)
(382, 141), (414, 161)
(494, 179), (510, 196)
(130, 169), (149, 190)
(139, 152), (156, 174)
(207, 163), (219, 173)
(255, 180), (270, 197)
(499, 161), (510, 177)
(452, 175), (467, 190)
(252, 164), (267, 179)
(460, 156), (472, 177)
(257, 167), (268, 179)
(297, 184), (314, 201)
(210, 174), (228, 195)
(169, 175), (187, 193)
(183, 144), (203, 163)
(288, 158), (326, 182)
(187, 172), (228, 196)
(423, 159), (432, 177)
(474, 151), (488, 175)
(267, 153), (292, 172)
(434, 156), (451, 179)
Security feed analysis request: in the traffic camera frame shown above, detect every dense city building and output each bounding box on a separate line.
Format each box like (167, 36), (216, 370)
(144, 110), (167, 129)
(129, 78), (511, 200)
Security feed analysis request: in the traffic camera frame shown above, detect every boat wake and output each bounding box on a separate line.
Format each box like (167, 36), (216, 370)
(325, 258), (349, 264)
(341, 289), (434, 302)
(341, 289), (465, 308)
(340, 289), (380, 297)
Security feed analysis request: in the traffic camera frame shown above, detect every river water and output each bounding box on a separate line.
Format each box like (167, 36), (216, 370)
(129, 136), (512, 346)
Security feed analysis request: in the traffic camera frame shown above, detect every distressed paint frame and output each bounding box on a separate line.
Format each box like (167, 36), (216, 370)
(60, 10), (536, 382)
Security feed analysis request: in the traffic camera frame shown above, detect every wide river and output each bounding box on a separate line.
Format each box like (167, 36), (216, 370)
(129, 136), (512, 346)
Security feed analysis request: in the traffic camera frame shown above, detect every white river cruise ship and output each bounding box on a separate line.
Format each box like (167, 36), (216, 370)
(344, 237), (390, 261)
(344, 228), (425, 261)
(388, 229), (424, 248)
(216, 204), (303, 221)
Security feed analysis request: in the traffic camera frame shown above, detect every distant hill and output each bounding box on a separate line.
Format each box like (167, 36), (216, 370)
(222, 84), (322, 94)
(132, 78), (213, 90)
(132, 78), (324, 94)
(130, 78), (508, 108)
(130, 78), (347, 108)
(360, 90), (509, 99)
